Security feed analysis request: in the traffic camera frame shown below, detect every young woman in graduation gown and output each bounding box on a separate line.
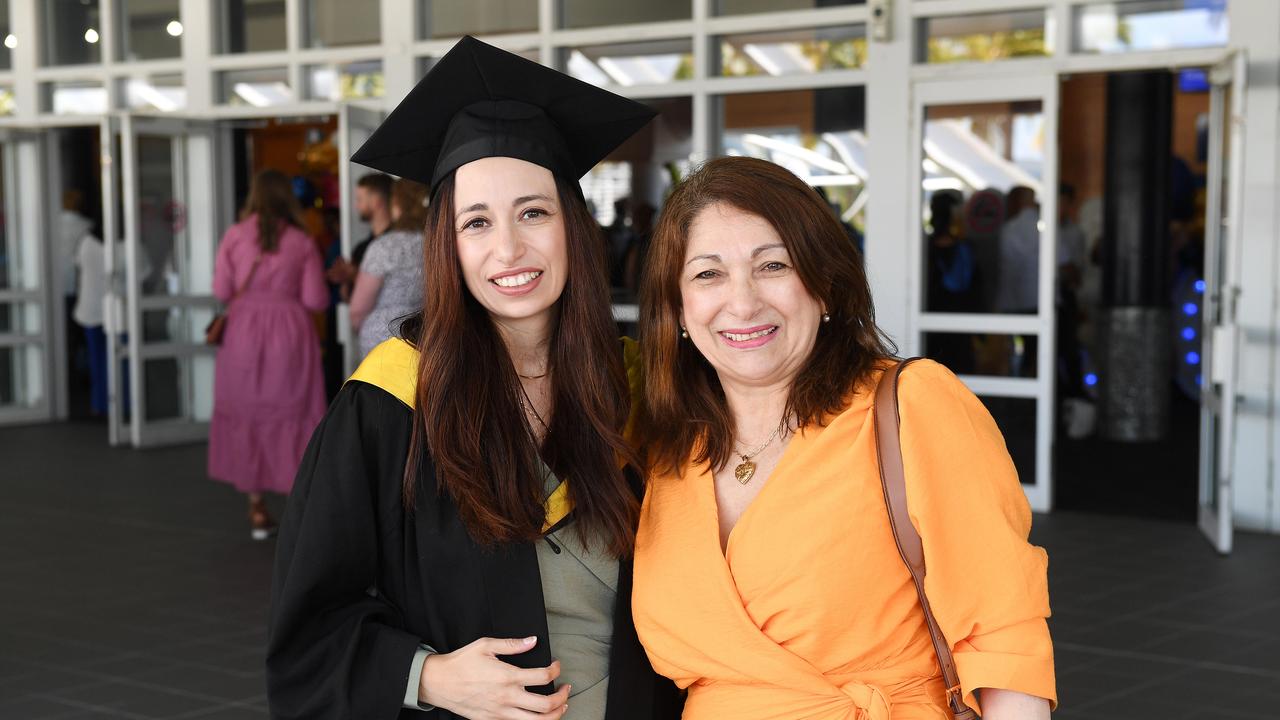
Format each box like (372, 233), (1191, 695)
(630, 157), (1056, 719)
(267, 37), (681, 720)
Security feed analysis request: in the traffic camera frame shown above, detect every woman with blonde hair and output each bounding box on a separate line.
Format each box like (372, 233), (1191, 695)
(208, 169), (328, 539)
(632, 156), (1056, 719)
(350, 177), (431, 358)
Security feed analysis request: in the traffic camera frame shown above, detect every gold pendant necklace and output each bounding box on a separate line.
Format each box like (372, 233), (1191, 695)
(732, 421), (787, 485)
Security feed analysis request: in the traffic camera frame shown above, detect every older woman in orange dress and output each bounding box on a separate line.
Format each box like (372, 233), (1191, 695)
(631, 156), (1056, 720)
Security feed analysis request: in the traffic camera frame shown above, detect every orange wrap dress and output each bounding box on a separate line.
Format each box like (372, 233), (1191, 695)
(632, 360), (1056, 719)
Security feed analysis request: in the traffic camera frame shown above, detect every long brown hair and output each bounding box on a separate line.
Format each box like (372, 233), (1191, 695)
(404, 173), (639, 557)
(390, 179), (430, 233)
(240, 169), (306, 252)
(636, 156), (896, 476)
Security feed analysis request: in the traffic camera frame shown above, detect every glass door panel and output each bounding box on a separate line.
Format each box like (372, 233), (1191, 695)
(0, 132), (53, 425)
(338, 102), (385, 374)
(912, 76), (1058, 512)
(1198, 51), (1245, 555)
(115, 114), (219, 447)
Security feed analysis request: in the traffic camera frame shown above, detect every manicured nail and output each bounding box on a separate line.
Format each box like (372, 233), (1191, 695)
(523, 636), (537, 645)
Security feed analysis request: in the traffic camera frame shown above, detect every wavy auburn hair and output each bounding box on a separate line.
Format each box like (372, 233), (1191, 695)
(636, 156), (896, 476)
(403, 172), (639, 557)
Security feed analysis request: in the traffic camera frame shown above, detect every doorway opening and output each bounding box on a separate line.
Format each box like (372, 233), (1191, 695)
(1053, 68), (1212, 522)
(226, 116), (345, 396)
(51, 127), (106, 422)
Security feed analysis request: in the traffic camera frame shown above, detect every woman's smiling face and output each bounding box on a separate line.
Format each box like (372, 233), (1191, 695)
(679, 202), (824, 391)
(453, 156), (568, 329)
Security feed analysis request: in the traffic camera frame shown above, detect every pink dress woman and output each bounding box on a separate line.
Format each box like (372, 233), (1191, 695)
(208, 216), (329, 495)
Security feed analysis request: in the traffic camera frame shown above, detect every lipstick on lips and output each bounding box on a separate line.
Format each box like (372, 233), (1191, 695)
(718, 324), (779, 349)
(489, 267), (544, 296)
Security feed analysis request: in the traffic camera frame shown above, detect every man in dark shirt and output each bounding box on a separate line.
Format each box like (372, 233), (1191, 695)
(327, 173), (393, 298)
(322, 172), (393, 398)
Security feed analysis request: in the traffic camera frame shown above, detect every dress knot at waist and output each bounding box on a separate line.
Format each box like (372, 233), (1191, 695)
(841, 682), (891, 720)
(684, 674), (945, 720)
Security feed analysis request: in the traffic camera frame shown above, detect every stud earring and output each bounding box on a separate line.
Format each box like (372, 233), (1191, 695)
(822, 313), (831, 323)
(680, 326), (689, 339)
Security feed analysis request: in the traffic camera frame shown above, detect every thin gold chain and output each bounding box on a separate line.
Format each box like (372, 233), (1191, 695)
(734, 416), (790, 461)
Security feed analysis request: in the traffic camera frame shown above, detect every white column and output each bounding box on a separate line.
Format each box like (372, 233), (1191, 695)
(10, 0), (39, 121)
(864, 0), (912, 350)
(1230, 2), (1280, 532)
(180, 0), (214, 112)
(691, 0), (709, 163)
(381, 0), (417, 102)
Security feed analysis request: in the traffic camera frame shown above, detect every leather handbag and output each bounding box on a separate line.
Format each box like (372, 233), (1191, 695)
(205, 253), (262, 346)
(872, 358), (980, 720)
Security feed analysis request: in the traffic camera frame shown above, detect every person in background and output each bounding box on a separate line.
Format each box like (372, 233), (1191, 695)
(621, 201), (656, 293)
(996, 185), (1041, 376)
(924, 189), (981, 374)
(350, 178), (429, 359)
(72, 230), (107, 417)
(208, 169), (329, 541)
(58, 190), (95, 410)
(606, 197), (635, 288)
(57, 190), (93, 301)
(996, 185), (1040, 315)
(1056, 183), (1087, 399)
(326, 172), (393, 300)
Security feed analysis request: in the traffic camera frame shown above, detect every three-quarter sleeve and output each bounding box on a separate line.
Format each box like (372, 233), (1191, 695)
(896, 360), (1057, 713)
(299, 237), (330, 312)
(266, 384), (423, 720)
(212, 227), (238, 303)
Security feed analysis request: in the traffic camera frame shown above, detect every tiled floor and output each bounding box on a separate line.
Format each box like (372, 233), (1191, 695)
(2, 421), (1279, 719)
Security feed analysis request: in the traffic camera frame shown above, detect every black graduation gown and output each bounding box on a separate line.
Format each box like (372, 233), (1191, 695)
(266, 381), (682, 720)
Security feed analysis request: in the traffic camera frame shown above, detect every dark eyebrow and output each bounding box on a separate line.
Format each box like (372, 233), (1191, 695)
(686, 244), (785, 266)
(514, 194), (554, 206)
(455, 202), (487, 221)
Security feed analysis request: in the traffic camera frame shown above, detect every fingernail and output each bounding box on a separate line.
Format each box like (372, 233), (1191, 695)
(523, 636), (537, 645)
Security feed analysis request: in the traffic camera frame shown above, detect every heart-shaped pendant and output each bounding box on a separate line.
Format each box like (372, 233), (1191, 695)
(734, 461), (756, 485)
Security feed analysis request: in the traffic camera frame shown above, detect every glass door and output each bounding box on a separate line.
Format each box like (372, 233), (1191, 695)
(109, 114), (220, 447)
(338, 102), (385, 374)
(0, 130), (52, 425)
(1198, 51), (1246, 555)
(910, 75), (1059, 512)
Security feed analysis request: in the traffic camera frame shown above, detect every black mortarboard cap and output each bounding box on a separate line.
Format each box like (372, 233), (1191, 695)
(350, 36), (657, 192)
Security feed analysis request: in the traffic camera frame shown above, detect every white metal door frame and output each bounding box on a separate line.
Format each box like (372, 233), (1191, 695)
(117, 113), (220, 447)
(338, 101), (386, 374)
(0, 128), (54, 426)
(909, 74), (1059, 513)
(1198, 50), (1247, 555)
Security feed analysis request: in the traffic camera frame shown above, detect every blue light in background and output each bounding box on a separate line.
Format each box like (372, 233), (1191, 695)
(1196, 374), (1202, 387)
(1194, 279), (1206, 293)
(1182, 327), (1196, 341)
(1186, 351), (1201, 365)
(1084, 373), (1098, 387)
(1183, 302), (1199, 316)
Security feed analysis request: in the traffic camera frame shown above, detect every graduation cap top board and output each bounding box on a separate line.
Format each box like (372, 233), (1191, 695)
(350, 36), (658, 193)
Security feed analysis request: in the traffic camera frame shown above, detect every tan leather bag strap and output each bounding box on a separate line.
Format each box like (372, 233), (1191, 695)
(873, 358), (978, 719)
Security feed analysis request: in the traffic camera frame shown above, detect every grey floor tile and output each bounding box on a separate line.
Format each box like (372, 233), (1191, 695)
(5, 422), (1280, 718)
